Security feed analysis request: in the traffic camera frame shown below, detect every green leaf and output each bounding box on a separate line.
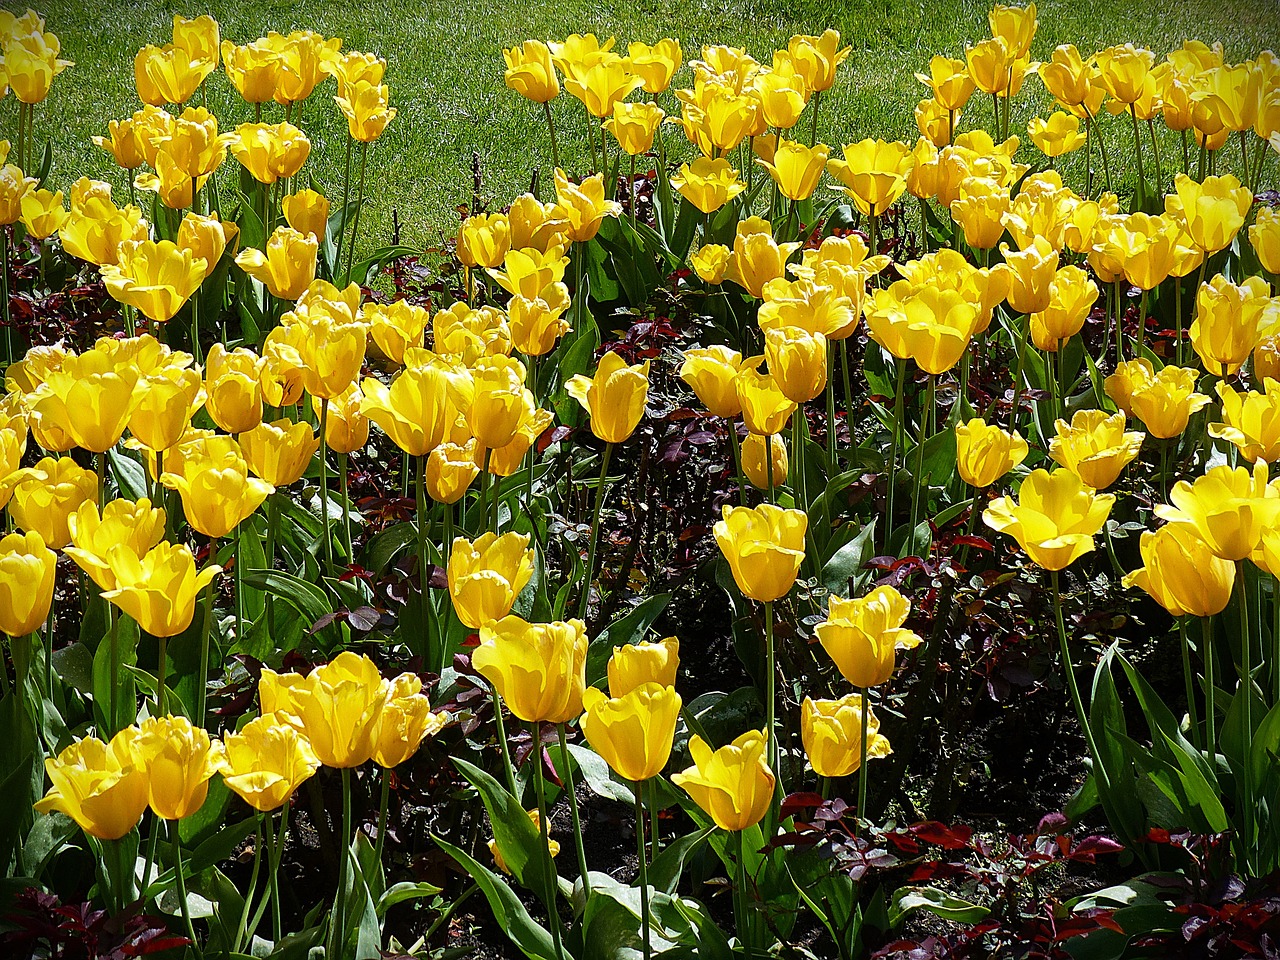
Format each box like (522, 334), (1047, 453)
(240, 570), (332, 625)
(820, 521), (876, 598)
(452, 757), (554, 902)
(92, 615), (139, 737)
(648, 824), (715, 895)
(586, 593), (672, 685)
(561, 742), (634, 805)
(377, 880), (442, 918)
(107, 448), (148, 501)
(888, 886), (990, 928)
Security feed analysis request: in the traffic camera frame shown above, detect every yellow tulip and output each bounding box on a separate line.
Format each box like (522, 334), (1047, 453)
(966, 36), (1016, 96)
(753, 62), (809, 130)
(713, 503), (806, 602)
(955, 418), (1029, 488)
(279, 188), (330, 242)
(801, 695), (892, 778)
(1165, 173), (1251, 255)
(672, 730), (774, 832)
(1156, 461), (1280, 562)
(1124, 363), (1211, 439)
(553, 168), (622, 242)
(447, 532), (535, 629)
(757, 139), (828, 201)
(983, 468), (1116, 570)
(0, 164), (37, 226)
(490, 810), (558, 873)
(468, 356), (533, 449)
(725, 218), (800, 298)
(236, 227), (318, 301)
(735, 363), (797, 436)
(989, 2), (1037, 58)
(624, 39), (681, 94)
(764, 325), (827, 403)
(134, 43), (215, 106)
(1249, 205), (1280, 274)
(816, 586), (921, 687)
(565, 58), (643, 118)
(1123, 523), (1235, 618)
(1029, 265), (1098, 351)
(740, 431), (788, 490)
(916, 54), (975, 112)
(1094, 44), (1156, 105)
(8, 457), (97, 549)
(503, 40), (559, 103)
(1039, 44), (1093, 107)
(1209, 380), (1280, 463)
(566, 351), (649, 443)
(102, 541), (222, 637)
(64, 498), (166, 592)
(19, 188), (66, 239)
(361, 360), (472, 457)
(240, 418), (319, 487)
(335, 80), (397, 142)
(605, 101), (665, 156)
(58, 186), (148, 266)
(34, 730), (148, 840)
(864, 281), (980, 375)
(100, 239), (206, 323)
(5, 33), (71, 105)
(670, 157), (745, 214)
(161, 447), (274, 539)
(783, 30), (849, 94)
(1190, 274), (1276, 377)
(372, 673), (449, 768)
(231, 121), (310, 184)
(1000, 237), (1059, 313)
(92, 118), (148, 170)
(221, 39), (280, 103)
(951, 175), (1010, 250)
(915, 97), (958, 148)
(1028, 112), (1087, 157)
(827, 139), (914, 217)
(427, 438), (480, 503)
(457, 213), (511, 270)
(291, 652), (389, 768)
(606, 636), (679, 698)
(133, 715), (219, 820)
(474, 616), (588, 724)
(680, 346), (744, 418)
(203, 344), (264, 434)
(212, 711), (321, 812)
(28, 351), (141, 452)
(508, 293), (571, 356)
(177, 211), (237, 275)
(0, 530), (56, 637)
(487, 405), (554, 478)
(1049, 410), (1144, 489)
(581, 682), (682, 782)
(265, 30), (342, 105)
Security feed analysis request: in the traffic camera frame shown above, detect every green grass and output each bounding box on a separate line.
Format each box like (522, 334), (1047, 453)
(16, 0), (1280, 254)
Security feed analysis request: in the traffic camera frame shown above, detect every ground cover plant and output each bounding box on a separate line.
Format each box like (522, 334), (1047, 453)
(1, 4), (1280, 959)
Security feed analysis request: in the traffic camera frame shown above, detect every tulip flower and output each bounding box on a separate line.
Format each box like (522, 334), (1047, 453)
(983, 468), (1115, 570)
(672, 730), (775, 832)
(278, 188), (330, 243)
(447, 532), (535, 629)
(134, 43), (216, 106)
(372, 673), (448, 768)
(714, 503), (806, 603)
(280, 308), (368, 402)
(457, 212), (511, 271)
(503, 40), (559, 103)
(490, 810), (559, 874)
(315, 384), (370, 456)
(783, 29), (849, 94)
(1165, 173), (1251, 255)
(564, 58), (643, 118)
(204, 344), (264, 434)
(64, 498), (167, 592)
(92, 118), (148, 170)
(827, 139), (914, 217)
(361, 361), (472, 457)
(240, 418), (319, 487)
(951, 175), (1011, 250)
(335, 80), (397, 142)
(725, 220), (801, 298)
(221, 39), (281, 103)
(58, 188), (149, 266)
(19, 188), (67, 239)
(0, 531), (56, 638)
(606, 636), (680, 698)
(1120, 364), (1211, 439)
(8, 457), (97, 549)
(581, 682), (682, 783)
(1190, 274), (1276, 377)
(1209, 381), (1280, 463)
(1049, 410), (1144, 490)
(133, 715), (219, 820)
(508, 293), (571, 356)
(231, 121), (311, 184)
(427, 439), (480, 503)
(816, 586), (922, 688)
(1094, 44), (1156, 105)
(99, 239), (206, 323)
(801, 695), (892, 778)
(915, 97), (959, 147)
(742, 432), (788, 490)
(468, 356), (533, 450)
(624, 39), (680, 94)
(1249, 205), (1280, 274)
(365, 300), (429, 366)
(671, 157), (746, 215)
(863, 282), (981, 375)
(102, 541), (221, 638)
(34, 730), (149, 840)
(177, 211), (237, 275)
(757, 139), (829, 201)
(680, 346), (745, 418)
(954, 418), (1029, 488)
(1040, 44), (1092, 107)
(566, 351), (649, 444)
(212, 711), (321, 812)
(161, 448), (274, 540)
(236, 227), (319, 301)
(1000, 237), (1059, 314)
(28, 350), (142, 452)
(1029, 265), (1098, 351)
(290, 652), (389, 768)
(1156, 461), (1280, 563)
(753, 63), (810, 130)
(605, 101), (664, 156)
(1123, 523), (1235, 618)
(0, 164), (36, 226)
(916, 54), (975, 112)
(1028, 112), (1087, 157)
(474, 616), (588, 724)
(764, 325), (827, 403)
(735, 364), (797, 436)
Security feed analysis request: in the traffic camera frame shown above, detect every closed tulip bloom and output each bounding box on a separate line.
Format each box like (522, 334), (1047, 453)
(951, 176), (1010, 250)
(1094, 44), (1155, 104)
(1049, 410), (1144, 489)
(955, 418), (1029, 488)
(1103, 358), (1154, 417)
(1190, 274), (1276, 377)
(784, 30), (849, 93)
(989, 2), (1037, 57)
(448, 532), (535, 629)
(566, 351), (649, 443)
(427, 438), (480, 503)
(457, 212), (511, 270)
(20, 188), (67, 239)
(672, 730), (774, 832)
(983, 468), (1116, 570)
(367, 300), (430, 365)
(279, 188), (330, 242)
(741, 432), (788, 490)
(1028, 112), (1086, 157)
(1000, 237), (1058, 313)
(64, 498), (166, 592)
(235, 227), (317, 302)
(92, 118), (148, 170)
(965, 36), (1016, 96)
(553, 168), (622, 242)
(221, 39), (280, 103)
(1123, 523), (1234, 618)
(212, 712), (321, 812)
(161, 450), (274, 539)
(474, 616), (588, 724)
(0, 164), (36, 226)
(581, 683), (682, 782)
(624, 39), (680, 94)
(758, 139), (828, 201)
(605, 101), (664, 156)
(231, 121), (310, 184)
(816, 586), (921, 687)
(58, 190), (148, 266)
(508, 293), (571, 356)
(1165, 173), (1251, 255)
(9, 457), (97, 549)
(100, 239), (206, 323)
(29, 352), (142, 452)
(0, 531), (56, 637)
(1156, 461), (1280, 561)
(801, 695), (892, 778)
(469, 356), (533, 449)
(361, 361), (471, 457)
(735, 363), (797, 435)
(34, 731), (148, 840)
(827, 139), (914, 217)
(102, 541), (221, 637)
(679, 346), (744, 417)
(727, 219), (801, 297)
(1039, 44), (1092, 106)
(292, 652), (389, 768)
(5, 36), (70, 106)
(607, 636), (679, 698)
(335, 80), (397, 142)
(283, 313), (368, 402)
(1190, 63), (1258, 134)
(134, 43), (215, 106)
(671, 157), (745, 214)
(133, 715), (219, 820)
(1209, 380), (1280, 463)
(177, 211), (237, 275)
(864, 282), (981, 375)
(1250, 206), (1280, 273)
(310, 384), (365, 454)
(503, 40), (559, 103)
(714, 503), (807, 602)
(913, 98), (957, 148)
(372, 674), (449, 768)
(265, 30), (342, 105)
(1030, 265), (1099, 351)
(753, 63), (810, 130)
(240, 418), (319, 487)
(764, 325), (827, 403)
(203, 344), (264, 434)
(565, 58), (643, 118)
(917, 54), (975, 111)
(1126, 364), (1211, 439)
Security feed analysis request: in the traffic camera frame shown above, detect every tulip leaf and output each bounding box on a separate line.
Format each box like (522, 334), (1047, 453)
(559, 742), (634, 805)
(433, 834), (557, 960)
(820, 521), (877, 598)
(586, 593), (672, 685)
(648, 824), (715, 896)
(241, 570), (332, 625)
(889, 886), (990, 927)
(179, 777), (233, 848)
(377, 880), (442, 918)
(364, 521), (417, 576)
(107, 448), (148, 502)
(92, 614), (138, 738)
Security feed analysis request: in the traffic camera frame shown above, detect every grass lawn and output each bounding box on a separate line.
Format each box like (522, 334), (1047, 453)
(15, 0), (1280, 254)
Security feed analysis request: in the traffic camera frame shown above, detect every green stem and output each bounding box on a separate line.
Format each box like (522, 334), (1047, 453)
(156, 634), (167, 716)
(491, 682), (518, 796)
(543, 101), (562, 175)
(634, 780), (652, 960)
(1204, 615), (1217, 756)
(345, 141), (369, 283)
(1236, 562), (1255, 871)
(327, 768), (354, 959)
(728, 419), (746, 506)
(647, 777), (660, 858)
(374, 770), (390, 870)
(271, 804), (288, 943)
(236, 815), (265, 953)
(1179, 618), (1201, 751)
(318, 400), (334, 575)
(1130, 107), (1147, 200)
(809, 90), (821, 147)
(909, 375), (935, 543)
(886, 360), (906, 554)
(557, 724), (591, 899)
(764, 600), (777, 783)
(1051, 572), (1104, 776)
(416, 455), (434, 669)
(2, 226), (13, 367)
(578, 443), (613, 620)
(196, 540), (216, 728)
(339, 452), (353, 565)
(232, 522), (244, 648)
(531, 723), (566, 960)
(857, 689), (869, 831)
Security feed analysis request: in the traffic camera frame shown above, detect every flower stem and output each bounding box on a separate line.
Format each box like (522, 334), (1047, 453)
(857, 689), (870, 830)
(543, 101), (562, 175)
(170, 821), (203, 958)
(634, 780), (652, 960)
(578, 442), (613, 620)
(327, 768), (354, 959)
(531, 723), (565, 960)
(374, 771), (390, 870)
(1203, 615), (1217, 755)
(1050, 571), (1104, 778)
(196, 539), (217, 728)
(318, 399), (334, 576)
(764, 600), (777, 784)
(344, 141), (370, 284)
(557, 723), (591, 899)
(886, 360), (906, 554)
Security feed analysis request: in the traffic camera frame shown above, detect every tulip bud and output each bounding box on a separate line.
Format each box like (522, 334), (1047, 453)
(801, 694), (892, 777)
(672, 730), (774, 832)
(580, 683), (682, 782)
(0, 530), (57, 637)
(447, 532), (535, 629)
